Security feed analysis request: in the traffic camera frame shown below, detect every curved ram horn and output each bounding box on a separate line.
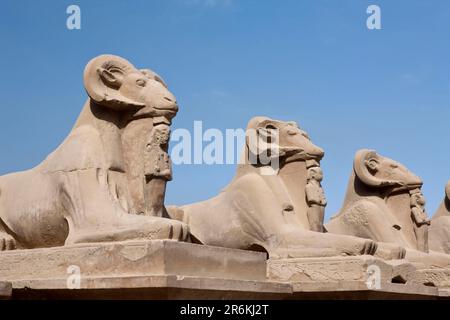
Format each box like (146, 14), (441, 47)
(246, 116), (270, 131)
(245, 116), (276, 164)
(353, 149), (399, 188)
(83, 54), (145, 110)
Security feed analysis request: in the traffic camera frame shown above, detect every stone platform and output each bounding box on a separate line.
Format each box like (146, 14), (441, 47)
(10, 275), (292, 299)
(267, 255), (450, 299)
(0, 240), (291, 299)
(1, 241), (449, 299)
(268, 256), (415, 283)
(288, 281), (439, 299)
(0, 240), (269, 282)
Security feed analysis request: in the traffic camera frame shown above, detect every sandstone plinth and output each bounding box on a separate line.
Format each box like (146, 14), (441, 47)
(0, 240), (293, 299)
(267, 255), (449, 299)
(0, 240), (268, 283)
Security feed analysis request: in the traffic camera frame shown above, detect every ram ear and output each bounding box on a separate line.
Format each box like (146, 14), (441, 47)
(84, 54), (145, 110)
(445, 181), (450, 200)
(354, 149), (398, 187)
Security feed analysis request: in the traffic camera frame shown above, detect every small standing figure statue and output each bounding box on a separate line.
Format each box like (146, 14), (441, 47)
(305, 161), (327, 232)
(410, 188), (430, 253)
(143, 122), (172, 217)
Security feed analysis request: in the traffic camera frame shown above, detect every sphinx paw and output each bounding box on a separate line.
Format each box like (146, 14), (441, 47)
(393, 246), (407, 259)
(168, 221), (190, 242)
(0, 233), (16, 251)
(362, 240), (378, 255)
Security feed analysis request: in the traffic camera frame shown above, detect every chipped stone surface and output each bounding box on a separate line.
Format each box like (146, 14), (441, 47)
(409, 268), (450, 288)
(267, 256), (450, 299)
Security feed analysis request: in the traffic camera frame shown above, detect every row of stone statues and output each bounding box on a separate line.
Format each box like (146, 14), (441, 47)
(324, 149), (450, 266)
(0, 54), (449, 270)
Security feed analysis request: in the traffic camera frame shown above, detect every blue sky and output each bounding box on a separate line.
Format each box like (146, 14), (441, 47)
(1, 0), (449, 220)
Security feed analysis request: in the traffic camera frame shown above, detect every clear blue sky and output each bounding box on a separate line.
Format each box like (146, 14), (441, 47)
(1, 0), (449, 221)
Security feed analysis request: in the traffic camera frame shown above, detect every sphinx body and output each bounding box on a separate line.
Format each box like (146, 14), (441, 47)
(0, 55), (188, 250)
(429, 181), (450, 254)
(168, 117), (381, 259)
(326, 150), (450, 267)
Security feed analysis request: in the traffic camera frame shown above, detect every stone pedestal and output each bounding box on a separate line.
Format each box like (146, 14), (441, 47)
(267, 255), (447, 299)
(0, 240), (290, 299)
(268, 255), (412, 283)
(1, 241), (449, 299)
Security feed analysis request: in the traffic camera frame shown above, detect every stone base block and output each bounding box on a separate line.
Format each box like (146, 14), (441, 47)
(288, 281), (439, 299)
(268, 255), (412, 283)
(0, 240), (267, 283)
(0, 240), (291, 299)
(10, 275), (291, 300)
(2, 242), (449, 299)
(267, 255), (444, 299)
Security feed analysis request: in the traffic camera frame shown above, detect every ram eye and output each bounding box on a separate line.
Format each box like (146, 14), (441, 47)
(136, 79), (147, 87)
(287, 129), (297, 136)
(390, 164), (398, 169)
